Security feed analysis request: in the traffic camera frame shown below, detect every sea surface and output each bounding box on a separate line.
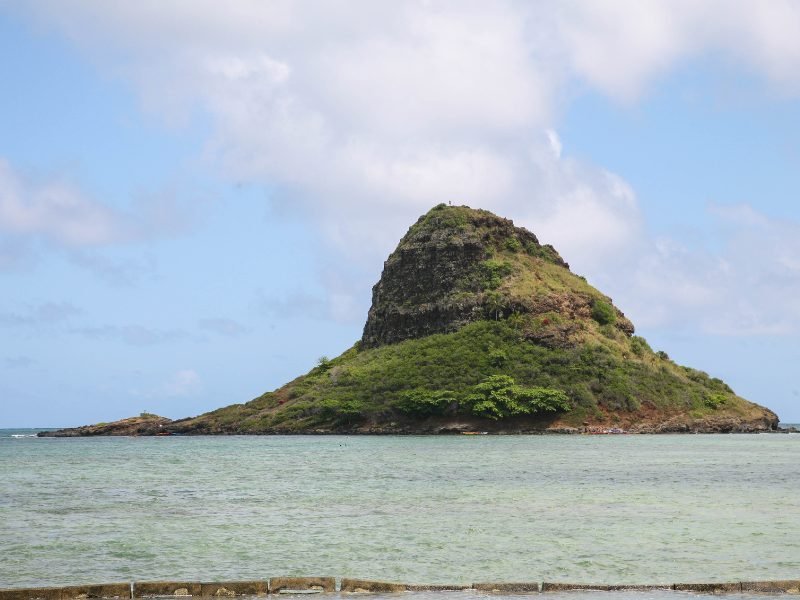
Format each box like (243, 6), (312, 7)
(1, 430), (799, 590)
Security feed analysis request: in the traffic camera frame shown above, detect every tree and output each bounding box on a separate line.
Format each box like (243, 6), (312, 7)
(464, 375), (570, 420)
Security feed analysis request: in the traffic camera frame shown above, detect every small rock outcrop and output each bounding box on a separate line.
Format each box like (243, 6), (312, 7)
(38, 414), (171, 437)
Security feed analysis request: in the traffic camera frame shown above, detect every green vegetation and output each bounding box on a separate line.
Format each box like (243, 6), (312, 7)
(704, 392), (728, 409)
(395, 375), (570, 420)
(524, 241), (562, 263)
(463, 375), (570, 419)
(190, 318), (753, 432)
(398, 389), (457, 415)
(480, 259), (514, 290)
(630, 336), (652, 356)
(591, 299), (616, 325)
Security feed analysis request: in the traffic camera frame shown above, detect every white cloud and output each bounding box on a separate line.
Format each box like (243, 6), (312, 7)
(8, 0), (800, 336)
(162, 369), (202, 398)
(0, 158), (194, 256)
(129, 368), (204, 401)
(0, 159), (130, 246)
(604, 204), (800, 336)
(16, 1), (796, 256)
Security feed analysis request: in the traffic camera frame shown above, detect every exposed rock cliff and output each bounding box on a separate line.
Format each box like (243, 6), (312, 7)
(362, 204), (632, 348)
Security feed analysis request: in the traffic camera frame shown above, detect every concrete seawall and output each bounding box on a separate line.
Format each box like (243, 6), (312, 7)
(3, 578), (800, 599)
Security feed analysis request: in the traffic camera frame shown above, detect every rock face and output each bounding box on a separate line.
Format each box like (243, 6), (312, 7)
(362, 204), (631, 348)
(41, 204), (780, 436)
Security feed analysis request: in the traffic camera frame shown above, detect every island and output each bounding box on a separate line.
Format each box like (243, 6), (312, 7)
(41, 204), (779, 436)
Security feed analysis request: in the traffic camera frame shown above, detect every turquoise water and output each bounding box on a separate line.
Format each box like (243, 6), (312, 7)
(1, 432), (799, 588)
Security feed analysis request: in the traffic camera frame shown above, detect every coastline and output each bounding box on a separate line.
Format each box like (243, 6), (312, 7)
(30, 404), (786, 437)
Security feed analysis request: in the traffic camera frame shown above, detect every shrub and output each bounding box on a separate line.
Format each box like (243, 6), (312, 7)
(525, 241), (561, 263)
(463, 374), (570, 420)
(480, 259), (513, 290)
(630, 336), (652, 356)
(397, 389), (456, 415)
(488, 348), (507, 367)
(504, 236), (522, 252)
(515, 387), (571, 413)
(591, 299), (616, 325)
(704, 392), (727, 409)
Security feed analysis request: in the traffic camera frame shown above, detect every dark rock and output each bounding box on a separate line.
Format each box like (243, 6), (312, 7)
(361, 204), (578, 348)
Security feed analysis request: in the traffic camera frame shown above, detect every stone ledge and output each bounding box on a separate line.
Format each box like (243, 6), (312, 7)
(673, 583), (742, 594)
(405, 585), (471, 592)
(0, 588), (62, 600)
(199, 582), (267, 597)
(543, 583), (671, 592)
(132, 583), (202, 598)
(473, 582), (541, 593)
(268, 578), (335, 594)
(340, 580), (407, 594)
(61, 584), (131, 599)
(741, 581), (800, 594)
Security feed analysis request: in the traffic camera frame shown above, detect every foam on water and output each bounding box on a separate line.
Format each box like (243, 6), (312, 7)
(1, 433), (798, 589)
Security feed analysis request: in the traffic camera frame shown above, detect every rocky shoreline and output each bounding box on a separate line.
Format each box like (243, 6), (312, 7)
(38, 412), (789, 437)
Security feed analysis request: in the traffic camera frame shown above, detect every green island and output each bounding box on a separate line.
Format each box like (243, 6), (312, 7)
(41, 204), (778, 436)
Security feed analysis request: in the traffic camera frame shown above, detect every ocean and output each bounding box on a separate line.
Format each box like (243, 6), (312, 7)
(1, 430), (799, 591)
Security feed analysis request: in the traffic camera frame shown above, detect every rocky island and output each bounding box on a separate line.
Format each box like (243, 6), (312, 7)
(41, 204), (779, 436)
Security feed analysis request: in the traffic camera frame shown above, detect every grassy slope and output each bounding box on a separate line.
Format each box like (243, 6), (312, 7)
(177, 319), (768, 433)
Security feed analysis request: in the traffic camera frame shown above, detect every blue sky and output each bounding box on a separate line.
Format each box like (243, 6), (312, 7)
(2, 1), (800, 426)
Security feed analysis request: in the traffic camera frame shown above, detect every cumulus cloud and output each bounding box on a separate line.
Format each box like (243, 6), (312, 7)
(8, 0), (800, 334)
(15, 1), (796, 257)
(555, 0), (800, 100)
(602, 204), (800, 336)
(0, 159), (131, 246)
(162, 369), (202, 397)
(0, 157), (201, 286)
(129, 368), (204, 401)
(0, 159), (196, 270)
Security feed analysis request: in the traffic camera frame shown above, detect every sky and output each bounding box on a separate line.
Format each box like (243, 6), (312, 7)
(1, 0), (800, 426)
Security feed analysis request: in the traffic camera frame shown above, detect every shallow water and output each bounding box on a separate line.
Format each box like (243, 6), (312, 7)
(1, 433), (799, 588)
